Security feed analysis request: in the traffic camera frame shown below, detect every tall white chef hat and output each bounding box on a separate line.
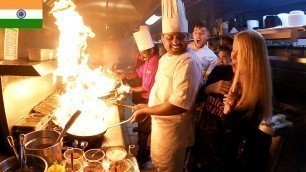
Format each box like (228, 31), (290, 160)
(133, 28), (154, 52)
(162, 0), (188, 34)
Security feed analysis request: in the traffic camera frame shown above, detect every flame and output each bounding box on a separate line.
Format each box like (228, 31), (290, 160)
(51, 0), (117, 136)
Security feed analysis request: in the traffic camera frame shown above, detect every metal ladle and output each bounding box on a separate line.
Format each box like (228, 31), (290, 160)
(55, 110), (81, 144)
(19, 134), (27, 168)
(7, 136), (19, 162)
(91, 142), (107, 158)
(111, 102), (135, 109)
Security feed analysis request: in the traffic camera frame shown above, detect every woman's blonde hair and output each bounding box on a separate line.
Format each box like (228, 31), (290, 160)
(231, 30), (272, 120)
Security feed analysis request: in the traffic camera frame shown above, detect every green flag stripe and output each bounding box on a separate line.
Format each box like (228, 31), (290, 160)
(0, 19), (42, 28)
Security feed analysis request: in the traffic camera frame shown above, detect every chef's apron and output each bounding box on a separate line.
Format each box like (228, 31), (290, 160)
(151, 114), (194, 172)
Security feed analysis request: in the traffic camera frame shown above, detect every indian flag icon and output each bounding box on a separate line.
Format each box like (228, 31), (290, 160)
(0, 0), (42, 28)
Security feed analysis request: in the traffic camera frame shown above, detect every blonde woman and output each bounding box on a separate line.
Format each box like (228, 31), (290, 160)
(187, 30), (272, 172)
(223, 30), (272, 119)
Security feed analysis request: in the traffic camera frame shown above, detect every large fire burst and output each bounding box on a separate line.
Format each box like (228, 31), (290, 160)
(51, 0), (117, 136)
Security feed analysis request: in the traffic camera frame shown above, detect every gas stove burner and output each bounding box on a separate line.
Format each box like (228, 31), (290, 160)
(62, 135), (104, 151)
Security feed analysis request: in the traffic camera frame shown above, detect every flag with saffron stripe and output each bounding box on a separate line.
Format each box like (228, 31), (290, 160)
(0, 0), (43, 28)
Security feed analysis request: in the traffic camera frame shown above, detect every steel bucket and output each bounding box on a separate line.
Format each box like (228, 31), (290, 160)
(24, 130), (63, 166)
(0, 154), (48, 172)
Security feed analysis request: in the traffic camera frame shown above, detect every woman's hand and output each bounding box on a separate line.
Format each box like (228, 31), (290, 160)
(223, 91), (239, 114)
(205, 80), (232, 95)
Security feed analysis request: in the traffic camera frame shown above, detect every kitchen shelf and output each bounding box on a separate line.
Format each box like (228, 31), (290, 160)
(0, 59), (57, 76)
(268, 56), (306, 64)
(257, 27), (306, 41)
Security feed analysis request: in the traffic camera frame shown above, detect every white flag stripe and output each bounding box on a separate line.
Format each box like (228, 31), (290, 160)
(0, 9), (42, 19)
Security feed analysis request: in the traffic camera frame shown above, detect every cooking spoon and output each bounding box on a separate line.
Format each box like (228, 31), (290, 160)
(80, 141), (88, 151)
(55, 110), (81, 144)
(106, 101), (135, 109)
(112, 102), (135, 109)
(19, 134), (27, 168)
(91, 142), (107, 158)
(7, 136), (19, 162)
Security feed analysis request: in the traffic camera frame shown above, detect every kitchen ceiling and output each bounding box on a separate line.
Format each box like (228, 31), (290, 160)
(43, 0), (207, 38)
(43, 0), (306, 37)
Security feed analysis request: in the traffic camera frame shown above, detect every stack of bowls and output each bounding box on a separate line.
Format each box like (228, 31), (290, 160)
(288, 10), (306, 26)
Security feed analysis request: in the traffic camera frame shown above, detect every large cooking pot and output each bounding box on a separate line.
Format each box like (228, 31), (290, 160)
(0, 154), (48, 172)
(24, 130), (63, 166)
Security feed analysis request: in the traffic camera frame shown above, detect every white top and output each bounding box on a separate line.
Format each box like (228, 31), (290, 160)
(148, 49), (202, 121)
(188, 43), (218, 77)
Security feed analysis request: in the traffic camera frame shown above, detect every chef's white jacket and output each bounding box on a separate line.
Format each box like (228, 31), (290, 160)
(148, 49), (202, 172)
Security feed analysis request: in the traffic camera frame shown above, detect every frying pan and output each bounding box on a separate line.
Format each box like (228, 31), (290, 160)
(66, 104), (134, 140)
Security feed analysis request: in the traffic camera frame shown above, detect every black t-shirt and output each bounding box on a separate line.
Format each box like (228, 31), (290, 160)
(197, 64), (234, 117)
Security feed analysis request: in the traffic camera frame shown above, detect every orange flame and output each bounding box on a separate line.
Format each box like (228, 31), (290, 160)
(51, 0), (117, 136)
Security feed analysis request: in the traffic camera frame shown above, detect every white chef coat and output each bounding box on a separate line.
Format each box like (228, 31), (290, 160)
(188, 43), (218, 78)
(148, 49), (202, 172)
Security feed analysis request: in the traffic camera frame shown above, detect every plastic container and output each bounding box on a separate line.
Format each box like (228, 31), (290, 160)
(83, 162), (104, 172)
(84, 149), (105, 162)
(61, 159), (83, 172)
(105, 147), (127, 161)
(64, 148), (84, 163)
(288, 10), (306, 26)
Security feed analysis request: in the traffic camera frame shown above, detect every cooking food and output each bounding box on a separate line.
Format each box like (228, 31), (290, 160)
(64, 148), (84, 162)
(65, 152), (82, 159)
(106, 148), (127, 161)
(53, 95), (113, 137)
(83, 162), (104, 172)
(84, 149), (105, 161)
(47, 163), (65, 172)
(109, 160), (131, 172)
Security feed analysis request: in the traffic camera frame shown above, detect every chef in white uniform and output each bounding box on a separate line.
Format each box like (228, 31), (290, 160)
(130, 0), (202, 171)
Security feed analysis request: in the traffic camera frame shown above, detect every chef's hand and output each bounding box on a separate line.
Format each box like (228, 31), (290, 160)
(131, 109), (149, 123)
(117, 85), (131, 94)
(116, 73), (126, 80)
(132, 103), (148, 112)
(205, 80), (232, 95)
(223, 91), (239, 114)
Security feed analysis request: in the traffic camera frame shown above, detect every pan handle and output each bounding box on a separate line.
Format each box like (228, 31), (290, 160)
(107, 115), (133, 129)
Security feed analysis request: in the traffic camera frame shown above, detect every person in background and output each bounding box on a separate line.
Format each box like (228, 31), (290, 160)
(117, 27), (159, 168)
(130, 0), (202, 171)
(217, 45), (232, 65)
(220, 36), (233, 49)
(123, 52), (145, 105)
(187, 30), (272, 172)
(189, 21), (218, 82)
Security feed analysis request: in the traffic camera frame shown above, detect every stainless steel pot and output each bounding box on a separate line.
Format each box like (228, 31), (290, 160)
(0, 154), (48, 172)
(24, 130), (63, 166)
